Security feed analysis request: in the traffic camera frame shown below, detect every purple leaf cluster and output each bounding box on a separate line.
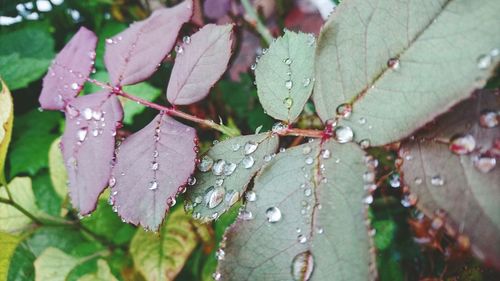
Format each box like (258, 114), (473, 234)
(38, 0), (234, 230)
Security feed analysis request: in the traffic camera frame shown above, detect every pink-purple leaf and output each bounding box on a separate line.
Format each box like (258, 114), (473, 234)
(166, 24), (233, 105)
(39, 27), (97, 110)
(110, 114), (197, 231)
(61, 91), (123, 215)
(104, 0), (193, 86)
(203, 0), (231, 19)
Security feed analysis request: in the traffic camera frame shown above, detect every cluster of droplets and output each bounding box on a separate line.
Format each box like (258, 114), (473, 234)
(362, 155), (378, 205)
(475, 48), (499, 87)
(70, 105), (109, 146)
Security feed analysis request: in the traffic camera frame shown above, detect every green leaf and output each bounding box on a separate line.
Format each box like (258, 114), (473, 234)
(48, 138), (67, 199)
(217, 141), (376, 280)
(9, 109), (61, 177)
(255, 30), (316, 122)
(314, 0), (500, 145)
(0, 232), (22, 281)
(32, 173), (62, 217)
(121, 83), (161, 125)
(0, 80), (13, 184)
(400, 90), (500, 268)
(185, 133), (279, 221)
(0, 177), (38, 233)
(34, 248), (82, 281)
(372, 220), (396, 251)
(77, 259), (118, 281)
(6, 227), (88, 281)
(130, 207), (211, 281)
(0, 27), (54, 90)
(80, 198), (136, 245)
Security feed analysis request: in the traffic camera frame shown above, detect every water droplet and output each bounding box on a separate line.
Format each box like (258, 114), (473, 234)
(316, 227), (324, 234)
(215, 248), (225, 260)
(151, 161), (159, 171)
(89, 51), (96, 59)
(414, 177), (422, 185)
(320, 149), (331, 159)
(212, 159), (226, 176)
(250, 63), (257, 70)
(263, 154), (272, 162)
(363, 195), (374, 204)
(265, 207), (282, 223)
(285, 80), (293, 90)
(167, 197), (176, 207)
(65, 104), (80, 118)
(215, 178), (224, 186)
(304, 188), (312, 197)
(239, 210), (253, 220)
(473, 155), (496, 173)
(105, 38), (113, 44)
(92, 128), (99, 137)
(212, 271), (221, 281)
(334, 126), (354, 143)
(109, 176), (116, 187)
(242, 156), (255, 169)
(175, 45), (184, 54)
(284, 58), (292, 65)
(83, 107), (93, 120)
(477, 54), (492, 69)
(362, 171), (375, 183)
(92, 110), (103, 121)
(187, 176), (196, 186)
(70, 82), (79, 90)
(387, 58), (400, 69)
(149, 181), (158, 190)
(223, 162), (237, 176)
(389, 173), (400, 188)
(182, 35), (191, 44)
(305, 157), (313, 165)
(205, 186), (225, 209)
(232, 143), (241, 151)
(272, 122), (287, 133)
(359, 139), (370, 149)
(225, 190), (239, 205)
(449, 134), (476, 155)
(198, 156), (214, 172)
(244, 141), (258, 155)
(153, 150), (159, 158)
(491, 48), (499, 57)
(336, 103), (352, 118)
(246, 191), (256, 202)
(430, 175), (445, 186)
(358, 117), (367, 125)
(283, 97), (294, 108)
(194, 196), (202, 204)
(77, 127), (88, 141)
(297, 234), (307, 244)
(479, 110), (498, 128)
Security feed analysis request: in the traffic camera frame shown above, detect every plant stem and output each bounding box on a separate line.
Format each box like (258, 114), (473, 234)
(241, 0), (274, 45)
(88, 78), (324, 138)
(0, 197), (44, 225)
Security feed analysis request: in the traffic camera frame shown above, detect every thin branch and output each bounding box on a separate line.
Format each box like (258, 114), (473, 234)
(240, 0), (274, 45)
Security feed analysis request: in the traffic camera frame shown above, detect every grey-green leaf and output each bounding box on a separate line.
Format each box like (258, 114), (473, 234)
(400, 90), (500, 268)
(255, 30), (316, 122)
(186, 133), (279, 222)
(217, 141), (376, 280)
(314, 0), (500, 145)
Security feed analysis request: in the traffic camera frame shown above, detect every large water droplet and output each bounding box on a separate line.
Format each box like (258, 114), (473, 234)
(82, 108), (93, 120)
(473, 155), (496, 173)
(336, 103), (352, 118)
(242, 155), (255, 169)
(334, 126), (354, 143)
(477, 54), (492, 69)
(77, 127), (88, 141)
(205, 186), (225, 209)
(265, 207), (282, 223)
(223, 162), (237, 176)
(244, 141), (258, 155)
(283, 97), (294, 108)
(187, 176), (197, 186)
(479, 110), (498, 128)
(430, 175), (445, 186)
(449, 134), (476, 155)
(225, 190), (239, 205)
(70, 82), (79, 90)
(285, 80), (293, 90)
(389, 173), (400, 188)
(92, 110), (103, 121)
(198, 156), (214, 172)
(212, 159), (226, 176)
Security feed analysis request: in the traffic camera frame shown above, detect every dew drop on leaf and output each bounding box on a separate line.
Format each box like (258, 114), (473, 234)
(215, 178), (224, 186)
(223, 162), (237, 175)
(65, 104), (80, 118)
(245, 190), (256, 202)
(449, 134), (476, 155)
(285, 80), (293, 90)
(414, 177), (423, 185)
(242, 155), (255, 169)
(265, 207), (282, 223)
(297, 234), (307, 244)
(479, 110), (498, 128)
(198, 155), (214, 172)
(244, 141), (258, 155)
(304, 188), (312, 197)
(336, 103), (352, 118)
(225, 190), (239, 205)
(82, 107), (93, 120)
(212, 271), (221, 281)
(151, 161), (159, 171)
(70, 82), (79, 90)
(232, 143), (241, 151)
(334, 126), (354, 143)
(389, 173), (401, 188)
(320, 149), (331, 159)
(283, 97), (294, 108)
(108, 176), (116, 188)
(362, 171), (375, 183)
(473, 155), (496, 173)
(216, 248), (225, 260)
(359, 139), (370, 149)
(305, 157), (314, 165)
(284, 58), (292, 65)
(182, 35), (191, 44)
(149, 181), (158, 190)
(205, 186), (225, 209)
(477, 54), (492, 69)
(272, 122), (287, 133)
(430, 175), (445, 186)
(77, 127), (88, 142)
(302, 146), (312, 155)
(239, 210), (253, 220)
(358, 117), (367, 125)
(187, 176), (196, 186)
(387, 57), (400, 70)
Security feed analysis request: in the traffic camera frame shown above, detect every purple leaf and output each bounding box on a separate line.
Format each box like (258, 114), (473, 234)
(203, 0), (231, 19)
(166, 24), (233, 105)
(110, 114), (197, 231)
(104, 0), (193, 86)
(39, 27), (97, 110)
(61, 91), (123, 215)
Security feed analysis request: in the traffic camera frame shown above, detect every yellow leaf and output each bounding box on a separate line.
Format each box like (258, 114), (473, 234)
(48, 138), (67, 199)
(0, 232), (21, 281)
(0, 79), (14, 184)
(0, 177), (38, 233)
